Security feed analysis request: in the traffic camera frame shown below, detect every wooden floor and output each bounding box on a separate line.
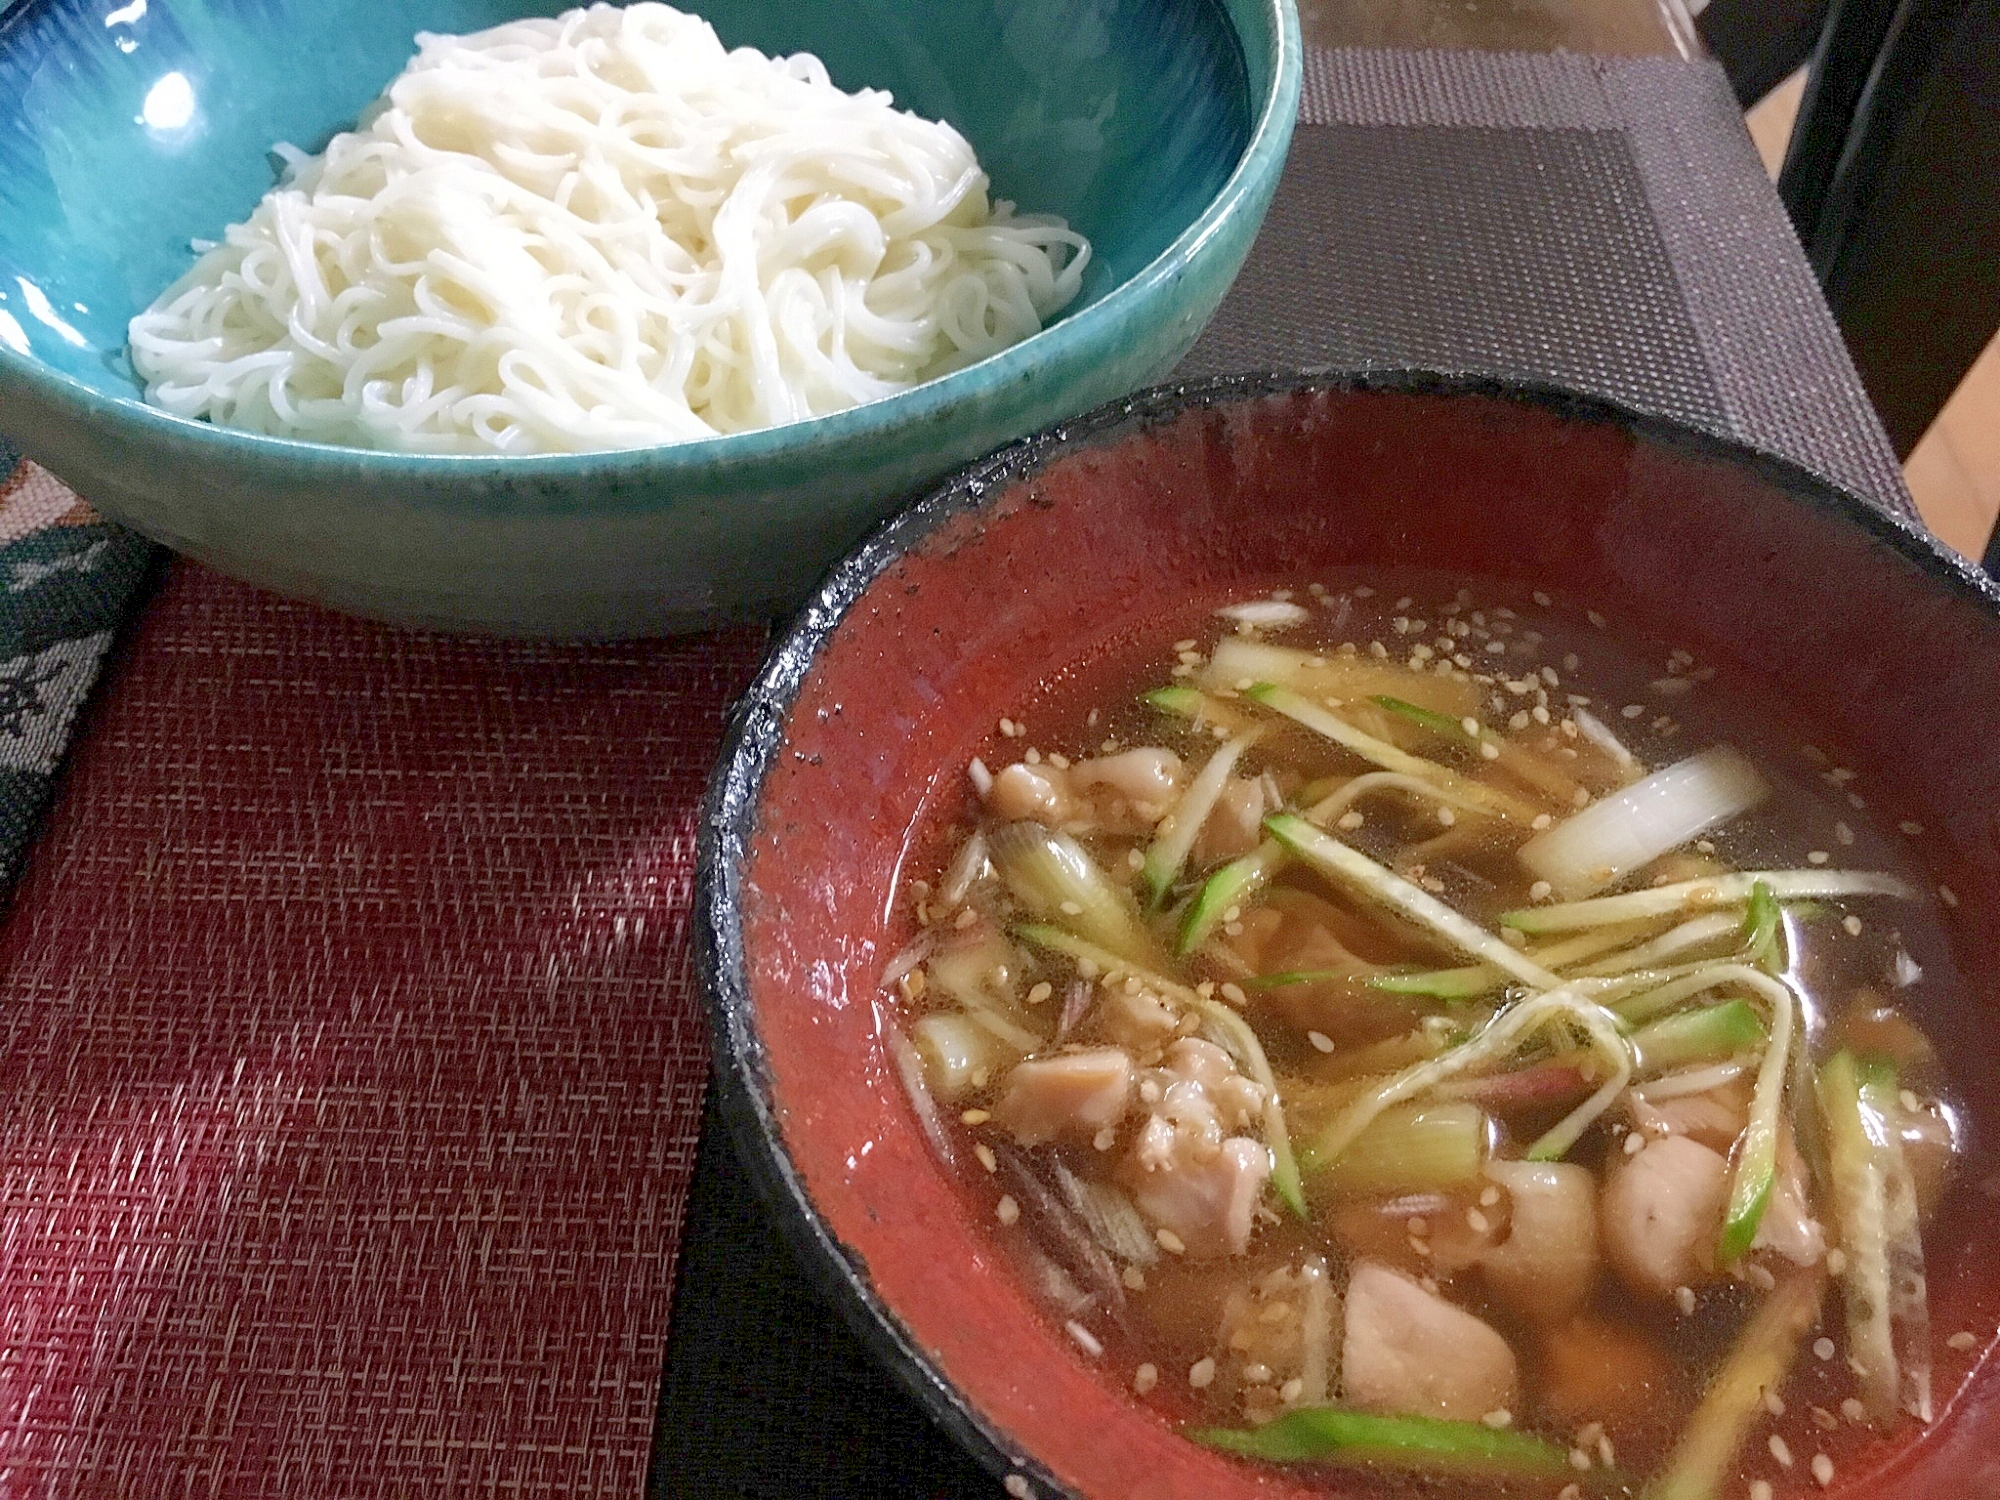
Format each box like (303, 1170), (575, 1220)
(1748, 74), (2000, 563)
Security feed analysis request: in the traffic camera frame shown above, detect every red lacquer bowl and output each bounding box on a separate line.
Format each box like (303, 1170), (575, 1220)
(696, 373), (2000, 1499)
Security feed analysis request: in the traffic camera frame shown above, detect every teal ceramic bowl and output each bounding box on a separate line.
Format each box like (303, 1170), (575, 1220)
(0, 0), (1299, 636)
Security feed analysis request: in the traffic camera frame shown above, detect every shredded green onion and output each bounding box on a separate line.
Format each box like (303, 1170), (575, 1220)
(1500, 870), (1915, 934)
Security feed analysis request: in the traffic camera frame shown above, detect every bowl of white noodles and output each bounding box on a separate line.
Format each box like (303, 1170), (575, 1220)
(0, 0), (1298, 635)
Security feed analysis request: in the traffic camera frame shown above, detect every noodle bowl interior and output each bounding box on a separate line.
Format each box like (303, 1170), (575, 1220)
(886, 578), (1975, 1497)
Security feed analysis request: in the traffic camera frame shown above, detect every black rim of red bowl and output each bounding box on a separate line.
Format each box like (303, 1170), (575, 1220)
(693, 367), (2000, 1500)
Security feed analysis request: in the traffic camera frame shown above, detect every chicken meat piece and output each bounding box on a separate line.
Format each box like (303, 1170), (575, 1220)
(1094, 985), (1182, 1056)
(982, 749), (1188, 835)
(1341, 1260), (1519, 1421)
(1119, 1039), (1271, 1258)
(1624, 1076), (1751, 1154)
(993, 1048), (1134, 1147)
(1480, 1161), (1600, 1324)
(1189, 776), (1270, 867)
(1601, 1134), (1729, 1298)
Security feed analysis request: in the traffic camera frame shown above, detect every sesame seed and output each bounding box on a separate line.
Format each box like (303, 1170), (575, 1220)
(1220, 982), (1248, 1006)
(1004, 1475), (1032, 1500)
(1900, 819), (1924, 835)
(1751, 1483), (1774, 1500)
(1628, 1132), (1649, 1158)
(1749, 1263), (1777, 1292)
(1066, 1320), (1103, 1357)
(1531, 813), (1553, 831)
(1058, 900), (1083, 916)
(1770, 1434), (1793, 1467)
(1479, 1185), (1502, 1207)
(1529, 880), (1553, 902)
(1024, 747), (1041, 764)
(1437, 807), (1457, 827)
(1598, 1436), (1615, 1466)
(974, 1144), (998, 1173)
(1280, 1377), (1304, 1403)
(1559, 1488), (1582, 1500)
(1948, 1330), (1979, 1352)
(1126, 848), (1145, 870)
(1468, 1209), (1490, 1234)
(1621, 703), (1645, 719)
(961, 1109), (991, 1125)
(1826, 1249), (1848, 1276)
(1814, 1337), (1836, 1360)
(1813, 1454), (1835, 1487)
(1939, 885), (1959, 907)
(1093, 1128), (1117, 1151)
(1842, 1398), (1866, 1422)
(1156, 1228), (1186, 1255)
(1243, 1362), (1274, 1385)
(1188, 1357), (1216, 1389)
(1676, 1285), (1697, 1314)
(1764, 1389), (1785, 1416)
(1842, 915), (1864, 936)
(1123, 1265), (1146, 1290)
(954, 905), (979, 929)
(1573, 787), (1592, 808)
(1901, 1088), (1923, 1113)
(1480, 742), (1501, 760)
(1132, 1362), (1158, 1394)
(1370, 641), (1389, 658)
(1568, 1448), (1592, 1472)
(1177, 651), (1202, 666)
(1336, 810), (1365, 830)
(1481, 1409), (1512, 1429)
(995, 1194), (1019, 1226)
(1808, 850), (1830, 865)
(1534, 591), (1552, 606)
(1587, 611), (1606, 629)
(1026, 981), (1053, 1004)
(1307, 1030), (1335, 1053)
(1509, 710), (1531, 731)
(1835, 821), (1854, 845)
(1812, 1405), (1838, 1429)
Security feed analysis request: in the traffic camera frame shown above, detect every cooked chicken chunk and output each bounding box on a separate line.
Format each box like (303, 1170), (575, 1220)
(1341, 1261), (1519, 1421)
(1189, 776), (1270, 867)
(1119, 1039), (1271, 1258)
(1095, 985), (1182, 1055)
(984, 749), (1188, 834)
(993, 1048), (1133, 1146)
(1624, 1076), (1751, 1154)
(1601, 1135), (1729, 1298)
(1480, 1161), (1600, 1324)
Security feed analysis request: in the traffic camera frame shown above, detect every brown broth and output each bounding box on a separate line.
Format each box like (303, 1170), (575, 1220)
(886, 574), (1978, 1498)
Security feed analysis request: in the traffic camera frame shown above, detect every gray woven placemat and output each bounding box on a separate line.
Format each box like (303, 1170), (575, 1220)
(653, 47), (1913, 1500)
(1179, 49), (1910, 516)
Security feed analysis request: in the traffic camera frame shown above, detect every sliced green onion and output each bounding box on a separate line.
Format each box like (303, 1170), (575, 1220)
(1527, 919), (1676, 972)
(1817, 1051), (1933, 1425)
(1707, 965), (1797, 1264)
(1741, 878), (1783, 974)
(1201, 638), (1480, 718)
(1265, 813), (1561, 989)
(1371, 694), (1469, 739)
(1644, 1268), (1827, 1500)
(1632, 1000), (1767, 1076)
(1367, 965), (1499, 1000)
(1193, 1407), (1572, 1477)
(1249, 968), (1368, 990)
(1573, 912), (1743, 977)
(1141, 730), (1260, 908)
(1311, 988), (1630, 1169)
(988, 821), (1162, 966)
(1142, 684), (1259, 734)
(1177, 769), (1498, 956)
(1301, 1100), (1489, 1194)
(1516, 746), (1769, 901)
(1500, 870), (1915, 934)
(1246, 684), (1541, 825)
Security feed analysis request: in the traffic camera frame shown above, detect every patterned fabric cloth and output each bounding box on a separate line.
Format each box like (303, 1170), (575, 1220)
(0, 438), (154, 889)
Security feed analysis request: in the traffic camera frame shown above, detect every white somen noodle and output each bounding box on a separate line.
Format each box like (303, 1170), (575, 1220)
(127, 2), (1091, 454)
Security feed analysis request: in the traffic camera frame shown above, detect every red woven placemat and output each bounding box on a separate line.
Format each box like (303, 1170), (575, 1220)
(0, 560), (762, 1499)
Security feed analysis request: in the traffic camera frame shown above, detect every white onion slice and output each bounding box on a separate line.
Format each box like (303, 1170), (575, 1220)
(1518, 745), (1770, 900)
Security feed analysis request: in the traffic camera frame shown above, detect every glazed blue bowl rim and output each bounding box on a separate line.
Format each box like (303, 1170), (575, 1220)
(0, 0), (1301, 484)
